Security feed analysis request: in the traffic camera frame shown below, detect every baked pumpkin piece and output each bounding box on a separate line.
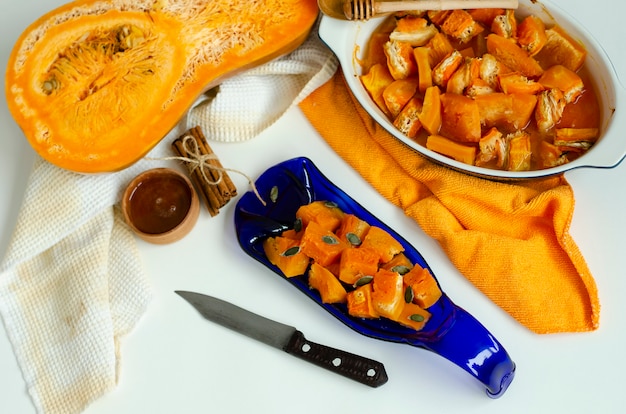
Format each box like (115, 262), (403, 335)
(383, 78), (420, 118)
(300, 221), (349, 267)
(393, 303), (431, 331)
(538, 65), (584, 103)
(390, 16), (438, 47)
(361, 63), (395, 118)
(295, 200), (345, 232)
(371, 268), (405, 320)
(440, 93), (482, 142)
(338, 247), (380, 285)
(393, 96), (424, 139)
(5, 0), (320, 173)
(426, 134), (477, 165)
(507, 131), (532, 171)
(360, 226), (405, 263)
(418, 85), (442, 135)
(335, 214), (371, 246)
(534, 25), (587, 72)
(308, 262), (348, 304)
(517, 15), (547, 56)
(262, 236), (310, 278)
(486, 33), (544, 78)
(347, 283), (379, 319)
(403, 266), (442, 308)
(384, 39), (418, 80)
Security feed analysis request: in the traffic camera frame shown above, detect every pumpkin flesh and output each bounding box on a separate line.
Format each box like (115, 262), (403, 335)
(5, 0), (319, 173)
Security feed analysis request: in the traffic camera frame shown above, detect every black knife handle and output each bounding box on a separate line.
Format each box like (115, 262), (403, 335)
(284, 330), (388, 388)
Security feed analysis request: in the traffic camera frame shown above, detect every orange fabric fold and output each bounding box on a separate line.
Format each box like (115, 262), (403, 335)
(299, 71), (600, 334)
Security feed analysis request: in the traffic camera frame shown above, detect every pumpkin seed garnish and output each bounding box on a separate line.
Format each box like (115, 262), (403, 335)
(269, 186), (279, 203)
(324, 201), (339, 209)
(354, 275), (374, 287)
(293, 217), (303, 232)
(281, 246), (301, 257)
(322, 235), (339, 245)
(409, 314), (425, 322)
(392, 265), (411, 275)
(404, 286), (414, 303)
(346, 232), (362, 246)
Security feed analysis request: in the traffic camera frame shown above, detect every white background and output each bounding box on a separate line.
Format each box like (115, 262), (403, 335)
(2, 0), (625, 413)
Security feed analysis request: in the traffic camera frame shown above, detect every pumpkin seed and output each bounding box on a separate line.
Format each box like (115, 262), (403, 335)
(269, 186), (279, 203)
(322, 235), (339, 245)
(392, 265), (411, 275)
(354, 275), (373, 287)
(324, 201), (339, 209)
(409, 314), (425, 322)
(281, 246), (300, 257)
(404, 286), (414, 303)
(293, 217), (303, 232)
(346, 232), (361, 246)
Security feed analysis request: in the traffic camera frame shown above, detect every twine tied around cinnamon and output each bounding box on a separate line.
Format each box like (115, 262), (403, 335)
(150, 127), (265, 216)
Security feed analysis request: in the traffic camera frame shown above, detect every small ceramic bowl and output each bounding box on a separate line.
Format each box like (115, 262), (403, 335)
(122, 168), (200, 244)
(319, 0), (626, 179)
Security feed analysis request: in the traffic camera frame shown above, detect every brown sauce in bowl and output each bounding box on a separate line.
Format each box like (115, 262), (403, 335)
(128, 173), (192, 234)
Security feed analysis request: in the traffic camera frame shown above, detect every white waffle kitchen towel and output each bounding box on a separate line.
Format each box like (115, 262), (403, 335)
(0, 23), (337, 414)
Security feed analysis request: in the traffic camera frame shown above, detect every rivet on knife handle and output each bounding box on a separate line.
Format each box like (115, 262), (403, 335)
(285, 330), (388, 388)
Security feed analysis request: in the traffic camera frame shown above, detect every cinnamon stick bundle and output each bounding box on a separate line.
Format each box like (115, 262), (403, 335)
(171, 126), (237, 216)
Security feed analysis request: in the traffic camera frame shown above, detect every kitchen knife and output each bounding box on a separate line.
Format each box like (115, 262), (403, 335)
(175, 290), (388, 388)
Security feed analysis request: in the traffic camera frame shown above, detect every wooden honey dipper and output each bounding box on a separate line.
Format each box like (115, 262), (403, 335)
(318, 0), (518, 21)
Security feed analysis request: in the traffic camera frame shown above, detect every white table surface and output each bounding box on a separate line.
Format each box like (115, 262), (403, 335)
(2, 1), (625, 413)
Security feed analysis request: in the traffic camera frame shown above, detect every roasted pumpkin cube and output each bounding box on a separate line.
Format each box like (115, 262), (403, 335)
(300, 221), (348, 267)
(479, 52), (511, 88)
(335, 214), (371, 246)
(393, 303), (431, 331)
(428, 10), (452, 25)
(538, 65), (583, 103)
(338, 247), (380, 285)
(390, 16), (438, 47)
(426, 32), (455, 67)
(506, 131), (532, 171)
(432, 50), (464, 88)
(347, 283), (379, 319)
(426, 134), (477, 165)
(360, 226), (404, 263)
(371, 268), (405, 320)
(538, 141), (568, 168)
(468, 8), (505, 26)
(476, 127), (507, 168)
(508, 93), (537, 130)
(498, 72), (544, 95)
(440, 93), (482, 142)
(517, 15), (547, 57)
(403, 266), (442, 308)
(440, 9), (484, 43)
(296, 200), (344, 232)
(486, 34), (544, 78)
(413, 46), (433, 93)
(383, 78), (420, 118)
(361, 63), (395, 118)
(490, 9), (517, 39)
(418, 85), (442, 135)
(308, 262), (348, 304)
(446, 60), (471, 95)
(554, 127), (599, 151)
(535, 88), (566, 133)
(384, 40), (418, 80)
(262, 236), (310, 278)
(393, 96), (424, 139)
(381, 252), (414, 274)
(534, 25), (587, 72)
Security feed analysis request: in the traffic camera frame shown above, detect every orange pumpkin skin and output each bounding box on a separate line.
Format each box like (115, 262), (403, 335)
(5, 0), (319, 173)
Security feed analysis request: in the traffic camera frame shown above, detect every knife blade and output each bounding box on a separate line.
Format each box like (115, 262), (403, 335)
(175, 290), (388, 388)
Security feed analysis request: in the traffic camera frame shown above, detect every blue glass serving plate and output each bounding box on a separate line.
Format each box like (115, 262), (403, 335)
(234, 157), (515, 397)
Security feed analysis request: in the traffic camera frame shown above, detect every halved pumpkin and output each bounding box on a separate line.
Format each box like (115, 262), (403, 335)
(5, 0), (319, 173)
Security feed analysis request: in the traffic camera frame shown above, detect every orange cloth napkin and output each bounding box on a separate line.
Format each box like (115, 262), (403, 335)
(299, 71), (600, 334)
